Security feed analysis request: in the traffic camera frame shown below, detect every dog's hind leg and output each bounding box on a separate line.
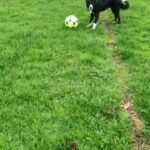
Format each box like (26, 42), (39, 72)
(92, 13), (99, 30)
(111, 7), (121, 24)
(87, 13), (94, 27)
(116, 9), (121, 24)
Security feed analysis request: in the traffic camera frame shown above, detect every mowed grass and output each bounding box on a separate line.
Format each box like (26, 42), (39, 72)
(114, 0), (150, 141)
(0, 0), (134, 149)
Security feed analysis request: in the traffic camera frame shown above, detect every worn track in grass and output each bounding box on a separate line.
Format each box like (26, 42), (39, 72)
(105, 21), (150, 150)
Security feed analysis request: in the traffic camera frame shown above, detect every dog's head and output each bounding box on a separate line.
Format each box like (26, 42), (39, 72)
(86, 0), (96, 13)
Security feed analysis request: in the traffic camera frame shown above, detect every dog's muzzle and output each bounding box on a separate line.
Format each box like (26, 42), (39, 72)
(89, 4), (93, 13)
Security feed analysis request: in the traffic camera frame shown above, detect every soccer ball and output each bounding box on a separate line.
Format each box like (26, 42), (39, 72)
(65, 15), (79, 28)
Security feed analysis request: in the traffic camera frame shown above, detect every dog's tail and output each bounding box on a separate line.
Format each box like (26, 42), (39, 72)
(120, 0), (130, 10)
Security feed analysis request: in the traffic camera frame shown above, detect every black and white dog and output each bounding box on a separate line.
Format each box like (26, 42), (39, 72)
(86, 0), (129, 29)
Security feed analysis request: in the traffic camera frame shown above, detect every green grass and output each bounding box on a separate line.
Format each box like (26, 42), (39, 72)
(0, 0), (149, 149)
(114, 0), (150, 141)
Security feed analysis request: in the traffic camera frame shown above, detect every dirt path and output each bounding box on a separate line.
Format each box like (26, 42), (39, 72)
(105, 21), (150, 150)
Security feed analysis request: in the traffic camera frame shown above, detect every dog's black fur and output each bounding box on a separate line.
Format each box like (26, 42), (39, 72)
(86, 0), (129, 29)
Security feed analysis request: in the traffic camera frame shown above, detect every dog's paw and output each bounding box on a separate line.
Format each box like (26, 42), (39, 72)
(112, 21), (116, 24)
(92, 23), (97, 30)
(116, 24), (120, 27)
(87, 23), (93, 28)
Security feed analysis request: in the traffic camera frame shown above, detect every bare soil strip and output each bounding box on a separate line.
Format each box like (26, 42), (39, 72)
(105, 21), (150, 150)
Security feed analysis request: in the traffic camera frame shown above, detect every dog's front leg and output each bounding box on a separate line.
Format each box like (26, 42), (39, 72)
(92, 13), (99, 30)
(87, 13), (94, 27)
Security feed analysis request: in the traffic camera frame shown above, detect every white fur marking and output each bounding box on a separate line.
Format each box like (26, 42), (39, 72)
(87, 23), (93, 27)
(92, 23), (97, 30)
(89, 5), (93, 10)
(89, 4), (93, 13)
(121, 0), (126, 4)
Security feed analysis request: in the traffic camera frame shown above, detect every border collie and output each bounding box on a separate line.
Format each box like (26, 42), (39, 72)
(86, 0), (130, 29)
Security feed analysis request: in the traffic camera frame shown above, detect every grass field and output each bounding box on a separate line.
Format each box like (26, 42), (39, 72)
(0, 0), (149, 149)
(114, 0), (150, 140)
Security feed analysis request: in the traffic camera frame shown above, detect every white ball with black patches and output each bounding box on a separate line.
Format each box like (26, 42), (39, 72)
(65, 15), (79, 28)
